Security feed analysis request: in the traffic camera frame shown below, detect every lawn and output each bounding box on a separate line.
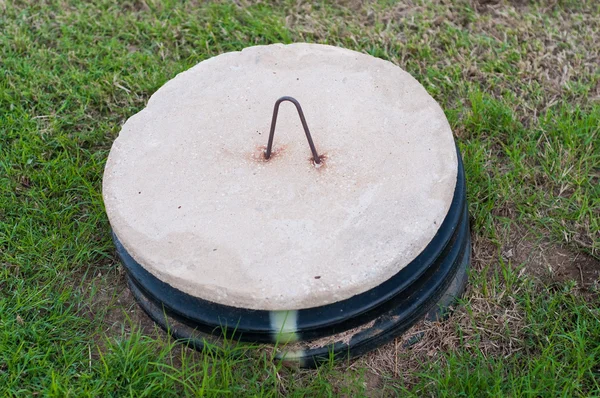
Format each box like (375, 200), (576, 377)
(1, 0), (599, 396)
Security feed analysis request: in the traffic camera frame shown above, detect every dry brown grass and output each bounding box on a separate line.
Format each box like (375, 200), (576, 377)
(270, 0), (600, 123)
(359, 234), (524, 385)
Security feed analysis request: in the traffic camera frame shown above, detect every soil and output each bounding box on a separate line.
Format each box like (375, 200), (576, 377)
(501, 225), (600, 289)
(79, 259), (162, 338)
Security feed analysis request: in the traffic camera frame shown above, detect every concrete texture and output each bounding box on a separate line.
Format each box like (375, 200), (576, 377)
(103, 43), (458, 311)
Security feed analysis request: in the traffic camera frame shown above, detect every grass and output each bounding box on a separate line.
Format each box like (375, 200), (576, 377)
(1, 0), (599, 396)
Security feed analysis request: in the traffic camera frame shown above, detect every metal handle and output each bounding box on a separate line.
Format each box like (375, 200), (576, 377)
(264, 96), (321, 164)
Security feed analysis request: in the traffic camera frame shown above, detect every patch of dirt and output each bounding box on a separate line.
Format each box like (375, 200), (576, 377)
(362, 369), (383, 389)
(500, 225), (600, 289)
(103, 275), (160, 336)
(121, 0), (150, 13)
(77, 254), (231, 369)
(77, 259), (164, 339)
(72, 257), (173, 364)
(473, 0), (529, 12)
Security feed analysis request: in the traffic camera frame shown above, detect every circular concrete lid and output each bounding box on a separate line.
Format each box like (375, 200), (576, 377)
(103, 43), (458, 311)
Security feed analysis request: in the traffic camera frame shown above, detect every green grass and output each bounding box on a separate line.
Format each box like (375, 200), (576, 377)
(1, 0), (599, 396)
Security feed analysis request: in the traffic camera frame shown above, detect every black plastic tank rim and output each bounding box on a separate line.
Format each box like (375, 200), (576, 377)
(125, 227), (470, 368)
(278, 214), (471, 367)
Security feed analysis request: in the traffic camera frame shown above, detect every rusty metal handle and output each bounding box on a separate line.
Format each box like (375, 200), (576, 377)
(264, 96), (321, 164)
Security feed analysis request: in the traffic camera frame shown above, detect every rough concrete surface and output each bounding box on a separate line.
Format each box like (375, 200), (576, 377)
(103, 43), (458, 310)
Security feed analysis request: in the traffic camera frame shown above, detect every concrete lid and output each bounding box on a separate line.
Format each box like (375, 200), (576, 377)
(103, 43), (458, 311)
